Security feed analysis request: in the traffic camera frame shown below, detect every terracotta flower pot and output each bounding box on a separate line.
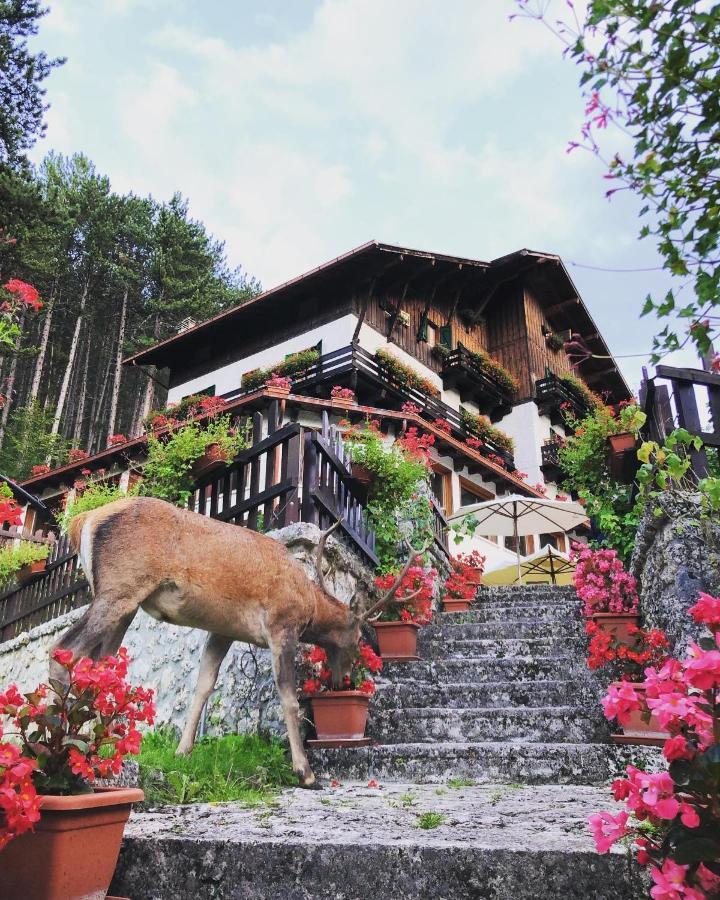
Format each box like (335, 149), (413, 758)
(191, 443), (227, 479)
(610, 683), (671, 747)
(463, 570), (483, 586)
(0, 786), (144, 900)
(444, 598), (473, 613)
(265, 385), (291, 398)
(310, 690), (370, 740)
(17, 559), (47, 584)
(591, 612), (640, 643)
(330, 398), (356, 410)
(373, 621), (420, 660)
(351, 463), (374, 487)
(608, 432), (637, 454)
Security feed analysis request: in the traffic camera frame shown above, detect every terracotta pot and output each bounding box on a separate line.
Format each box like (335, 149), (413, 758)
(0, 786), (144, 900)
(330, 398), (356, 410)
(373, 621), (420, 660)
(463, 570), (483, 586)
(610, 683), (671, 746)
(310, 691), (370, 740)
(444, 598), (473, 613)
(608, 432), (637, 454)
(351, 463), (374, 487)
(591, 612), (640, 643)
(265, 385), (291, 398)
(191, 443), (226, 479)
(18, 558), (48, 584)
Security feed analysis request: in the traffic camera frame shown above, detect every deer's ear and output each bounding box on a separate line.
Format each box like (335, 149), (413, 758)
(360, 620), (380, 654)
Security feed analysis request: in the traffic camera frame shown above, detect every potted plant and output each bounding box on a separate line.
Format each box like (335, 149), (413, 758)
(302, 643), (382, 744)
(0, 647), (154, 899)
(586, 621), (671, 745)
(572, 544), (640, 641)
(264, 373), (292, 397)
(372, 565), (436, 659)
(330, 385), (356, 410)
(190, 441), (227, 479)
(15, 542), (51, 584)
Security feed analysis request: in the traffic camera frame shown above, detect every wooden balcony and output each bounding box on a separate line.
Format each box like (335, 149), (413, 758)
(440, 345), (514, 422)
(534, 372), (591, 428)
(540, 439), (564, 482)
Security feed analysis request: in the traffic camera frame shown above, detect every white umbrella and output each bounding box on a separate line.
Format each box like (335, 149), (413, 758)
(451, 494), (588, 583)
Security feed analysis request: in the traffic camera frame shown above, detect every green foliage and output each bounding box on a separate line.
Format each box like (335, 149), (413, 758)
(242, 349), (320, 391)
(0, 540), (49, 587)
(415, 811), (446, 829)
(558, 403), (647, 561)
(375, 348), (439, 398)
(467, 349), (519, 395)
(60, 481), (132, 531)
(140, 416), (250, 506)
(137, 728), (295, 806)
(460, 408), (515, 454)
(515, 0), (720, 359)
(0, 400), (67, 479)
(559, 374), (604, 412)
(447, 776), (476, 788)
(345, 421), (432, 567)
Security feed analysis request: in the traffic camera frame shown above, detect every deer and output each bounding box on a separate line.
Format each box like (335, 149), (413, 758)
(51, 496), (426, 789)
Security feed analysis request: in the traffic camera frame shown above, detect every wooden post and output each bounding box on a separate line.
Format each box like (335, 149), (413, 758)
(301, 431), (319, 525)
(671, 378), (709, 477)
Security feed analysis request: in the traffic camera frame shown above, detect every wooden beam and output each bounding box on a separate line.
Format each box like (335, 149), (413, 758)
(352, 278), (377, 343)
(585, 367), (617, 383)
(386, 282), (410, 339)
(656, 364), (720, 388)
(545, 297), (580, 318)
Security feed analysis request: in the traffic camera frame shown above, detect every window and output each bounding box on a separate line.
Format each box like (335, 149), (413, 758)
(430, 467), (452, 515)
(459, 477), (493, 508)
(504, 535), (529, 555)
(539, 532), (567, 553)
(426, 322), (438, 348)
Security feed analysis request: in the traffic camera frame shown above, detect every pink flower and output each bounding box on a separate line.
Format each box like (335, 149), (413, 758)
(688, 592), (720, 628)
(662, 735), (694, 762)
(646, 692), (696, 730)
(650, 859), (702, 900)
(601, 681), (642, 726)
(588, 810), (628, 853)
(683, 642), (720, 691)
(679, 803), (700, 829)
(696, 864), (720, 894)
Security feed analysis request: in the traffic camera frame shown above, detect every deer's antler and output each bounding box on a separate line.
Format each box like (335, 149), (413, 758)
(362, 535), (433, 622)
(315, 518), (343, 597)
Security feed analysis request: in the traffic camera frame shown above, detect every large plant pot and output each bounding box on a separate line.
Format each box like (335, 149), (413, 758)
(591, 613), (640, 643)
(0, 786), (144, 900)
(610, 683), (671, 747)
(310, 691), (370, 740)
(351, 463), (374, 487)
(17, 558), (47, 584)
(444, 598), (473, 613)
(191, 443), (226, 479)
(608, 432), (637, 454)
(607, 432), (640, 483)
(373, 621), (420, 660)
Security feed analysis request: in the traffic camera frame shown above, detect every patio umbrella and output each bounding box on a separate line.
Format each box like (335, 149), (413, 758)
(484, 545), (576, 587)
(453, 494), (588, 583)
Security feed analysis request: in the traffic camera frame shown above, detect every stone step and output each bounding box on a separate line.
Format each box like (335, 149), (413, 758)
(419, 637), (585, 660)
(373, 679), (598, 711)
(421, 619), (583, 641)
(438, 603), (582, 624)
(308, 741), (661, 786)
(368, 706), (609, 744)
(111, 783), (648, 900)
(377, 656), (586, 683)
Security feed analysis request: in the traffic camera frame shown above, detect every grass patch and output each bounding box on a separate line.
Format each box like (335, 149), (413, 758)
(447, 776), (476, 788)
(138, 729), (296, 806)
(415, 812), (446, 830)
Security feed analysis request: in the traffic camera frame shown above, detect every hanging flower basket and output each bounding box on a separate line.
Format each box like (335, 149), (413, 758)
(373, 621), (420, 660)
(17, 559), (47, 584)
(309, 691), (371, 741)
(351, 463), (374, 488)
(0, 786), (144, 900)
(590, 612), (640, 644)
(609, 684), (671, 747)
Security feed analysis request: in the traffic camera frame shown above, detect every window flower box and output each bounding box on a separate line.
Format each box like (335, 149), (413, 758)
(191, 443), (227, 479)
(443, 597), (473, 613)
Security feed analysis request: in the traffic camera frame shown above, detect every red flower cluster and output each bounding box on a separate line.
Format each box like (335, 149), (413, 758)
(586, 620), (669, 680)
(30, 464), (50, 477)
(0, 498), (22, 528)
(3, 279), (42, 312)
(330, 385), (356, 403)
(0, 648), (154, 849)
(197, 395), (228, 417)
(443, 551), (485, 605)
(432, 418), (452, 435)
(106, 434), (128, 447)
(373, 564), (438, 624)
(401, 401), (422, 416)
(68, 447), (90, 463)
(396, 426), (435, 463)
(590, 596), (720, 894)
(301, 642), (382, 696)
(465, 436), (484, 451)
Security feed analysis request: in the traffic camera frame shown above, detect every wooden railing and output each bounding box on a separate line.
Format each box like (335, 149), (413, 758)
(534, 372), (591, 423)
(640, 364), (720, 478)
(0, 535), (90, 644)
(440, 344), (514, 414)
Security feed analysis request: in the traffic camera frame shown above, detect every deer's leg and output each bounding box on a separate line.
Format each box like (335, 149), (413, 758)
(176, 633), (233, 756)
(268, 629), (318, 789)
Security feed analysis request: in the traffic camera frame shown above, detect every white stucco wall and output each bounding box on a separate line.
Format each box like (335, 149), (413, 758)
(168, 314), (359, 403)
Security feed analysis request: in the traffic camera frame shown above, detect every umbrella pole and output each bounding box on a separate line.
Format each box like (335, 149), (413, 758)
(513, 502), (521, 584)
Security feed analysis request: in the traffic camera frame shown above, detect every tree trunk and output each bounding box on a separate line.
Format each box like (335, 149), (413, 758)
(106, 284), (129, 441)
(72, 336), (91, 446)
(0, 312), (26, 448)
(87, 346), (113, 453)
(51, 278), (90, 437)
(29, 283), (57, 402)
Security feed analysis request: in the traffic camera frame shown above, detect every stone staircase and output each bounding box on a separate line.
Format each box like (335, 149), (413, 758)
(309, 584), (653, 784)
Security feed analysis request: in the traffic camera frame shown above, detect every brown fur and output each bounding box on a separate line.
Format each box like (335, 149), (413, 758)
(56, 496), (365, 787)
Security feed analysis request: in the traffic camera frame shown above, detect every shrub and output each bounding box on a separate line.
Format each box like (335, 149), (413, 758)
(467, 349), (519, 395)
(375, 348), (440, 398)
(60, 481), (131, 530)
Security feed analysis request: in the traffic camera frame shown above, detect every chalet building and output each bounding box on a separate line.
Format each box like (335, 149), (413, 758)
(18, 240), (629, 575)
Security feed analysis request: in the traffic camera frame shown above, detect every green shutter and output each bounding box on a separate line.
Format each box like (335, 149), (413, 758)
(417, 311), (429, 342)
(439, 325), (452, 349)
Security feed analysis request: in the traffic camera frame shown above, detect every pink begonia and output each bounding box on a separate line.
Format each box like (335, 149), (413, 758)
(650, 860), (705, 900)
(688, 592), (720, 628)
(571, 544), (638, 616)
(662, 735), (694, 763)
(696, 864), (720, 894)
(588, 810), (628, 853)
(601, 681), (642, 726)
(683, 639), (720, 691)
(646, 692), (697, 730)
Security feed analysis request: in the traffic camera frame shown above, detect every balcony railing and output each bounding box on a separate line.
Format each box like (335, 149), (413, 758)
(440, 345), (513, 421)
(540, 439), (564, 482)
(534, 372), (591, 427)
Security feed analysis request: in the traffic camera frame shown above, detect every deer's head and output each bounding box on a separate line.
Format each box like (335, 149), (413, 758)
(313, 520), (431, 688)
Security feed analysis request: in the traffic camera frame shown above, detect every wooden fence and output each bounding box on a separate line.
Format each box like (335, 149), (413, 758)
(640, 364), (720, 477)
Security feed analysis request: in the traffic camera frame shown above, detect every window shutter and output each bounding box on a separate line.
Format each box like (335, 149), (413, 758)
(417, 311), (429, 342)
(439, 325), (452, 349)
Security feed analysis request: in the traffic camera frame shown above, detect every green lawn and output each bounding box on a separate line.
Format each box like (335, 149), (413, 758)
(137, 729), (296, 806)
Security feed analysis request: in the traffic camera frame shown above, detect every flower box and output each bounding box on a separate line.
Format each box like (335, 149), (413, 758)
(444, 598), (473, 613)
(0, 786), (144, 900)
(265, 385), (291, 398)
(330, 398), (357, 410)
(351, 462), (374, 488)
(591, 613), (640, 644)
(309, 690), (370, 740)
(373, 621), (420, 660)
(608, 432), (638, 455)
(609, 683), (671, 747)
(191, 443), (226, 479)
(17, 559), (47, 584)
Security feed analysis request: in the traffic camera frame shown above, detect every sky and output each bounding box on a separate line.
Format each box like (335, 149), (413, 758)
(31, 0), (699, 392)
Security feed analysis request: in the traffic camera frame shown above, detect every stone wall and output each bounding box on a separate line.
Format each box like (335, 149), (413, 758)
(630, 493), (720, 651)
(0, 523), (378, 738)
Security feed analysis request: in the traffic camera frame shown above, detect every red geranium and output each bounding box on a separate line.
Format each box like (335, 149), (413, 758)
(301, 641), (382, 696)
